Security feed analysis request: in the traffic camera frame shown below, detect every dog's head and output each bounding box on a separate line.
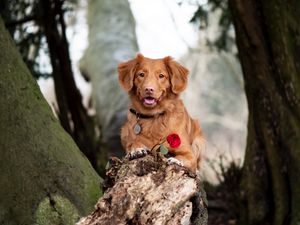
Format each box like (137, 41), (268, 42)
(118, 54), (188, 110)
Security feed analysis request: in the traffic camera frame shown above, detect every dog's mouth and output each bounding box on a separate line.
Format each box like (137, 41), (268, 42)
(142, 96), (158, 107)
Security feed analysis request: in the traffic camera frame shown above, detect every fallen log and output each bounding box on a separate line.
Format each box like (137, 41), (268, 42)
(77, 152), (208, 225)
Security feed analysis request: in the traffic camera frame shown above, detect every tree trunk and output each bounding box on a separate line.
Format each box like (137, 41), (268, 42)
(77, 153), (208, 225)
(80, 0), (139, 167)
(0, 16), (102, 225)
(40, 0), (100, 169)
(228, 1), (300, 225)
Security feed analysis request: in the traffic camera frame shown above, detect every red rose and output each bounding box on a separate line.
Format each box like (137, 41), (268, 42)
(167, 133), (181, 148)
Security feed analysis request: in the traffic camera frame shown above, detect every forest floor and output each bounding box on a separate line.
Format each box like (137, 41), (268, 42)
(205, 161), (243, 225)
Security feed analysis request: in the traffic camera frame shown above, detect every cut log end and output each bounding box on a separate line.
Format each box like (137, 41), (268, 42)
(77, 152), (208, 225)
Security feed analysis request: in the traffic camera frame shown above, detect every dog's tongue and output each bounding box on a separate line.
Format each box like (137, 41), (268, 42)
(144, 97), (156, 105)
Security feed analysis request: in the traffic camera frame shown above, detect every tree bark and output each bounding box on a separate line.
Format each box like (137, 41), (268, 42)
(76, 153), (208, 225)
(228, 1), (300, 225)
(80, 0), (139, 166)
(0, 16), (102, 225)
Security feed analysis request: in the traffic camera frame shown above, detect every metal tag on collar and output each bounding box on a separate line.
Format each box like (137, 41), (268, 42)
(134, 123), (142, 135)
(133, 115), (142, 135)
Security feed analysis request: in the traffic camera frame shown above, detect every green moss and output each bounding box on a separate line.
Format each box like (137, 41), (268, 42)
(35, 195), (79, 225)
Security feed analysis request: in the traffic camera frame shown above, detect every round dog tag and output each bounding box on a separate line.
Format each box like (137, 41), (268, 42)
(133, 123), (142, 135)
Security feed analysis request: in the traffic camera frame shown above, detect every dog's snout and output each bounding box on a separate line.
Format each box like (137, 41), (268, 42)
(145, 86), (155, 94)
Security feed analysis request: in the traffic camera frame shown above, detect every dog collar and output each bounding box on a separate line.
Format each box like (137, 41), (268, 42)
(129, 108), (164, 119)
(129, 108), (165, 135)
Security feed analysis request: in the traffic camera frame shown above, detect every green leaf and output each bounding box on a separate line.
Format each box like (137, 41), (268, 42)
(159, 145), (169, 155)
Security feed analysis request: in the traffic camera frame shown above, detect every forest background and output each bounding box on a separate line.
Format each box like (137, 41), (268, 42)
(1, 0), (299, 225)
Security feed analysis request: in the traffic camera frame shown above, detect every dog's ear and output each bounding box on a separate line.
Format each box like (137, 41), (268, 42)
(164, 56), (189, 94)
(118, 54), (144, 91)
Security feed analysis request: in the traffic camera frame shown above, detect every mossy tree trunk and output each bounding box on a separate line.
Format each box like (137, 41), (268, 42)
(0, 16), (102, 225)
(228, 1), (300, 225)
(80, 0), (138, 171)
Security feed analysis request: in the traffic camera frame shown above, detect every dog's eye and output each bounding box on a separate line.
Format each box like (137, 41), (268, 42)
(138, 72), (145, 77)
(159, 73), (164, 79)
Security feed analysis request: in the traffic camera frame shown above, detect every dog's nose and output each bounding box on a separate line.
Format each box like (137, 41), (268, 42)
(145, 86), (154, 94)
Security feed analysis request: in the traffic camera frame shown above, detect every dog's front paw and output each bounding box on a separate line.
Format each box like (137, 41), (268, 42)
(167, 157), (183, 167)
(127, 148), (149, 160)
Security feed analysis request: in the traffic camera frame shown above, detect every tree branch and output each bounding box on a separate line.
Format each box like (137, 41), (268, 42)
(5, 15), (36, 27)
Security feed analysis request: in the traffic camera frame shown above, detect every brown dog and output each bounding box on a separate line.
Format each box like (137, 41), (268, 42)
(118, 54), (204, 172)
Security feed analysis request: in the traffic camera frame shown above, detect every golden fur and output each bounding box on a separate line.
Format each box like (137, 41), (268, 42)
(118, 54), (204, 172)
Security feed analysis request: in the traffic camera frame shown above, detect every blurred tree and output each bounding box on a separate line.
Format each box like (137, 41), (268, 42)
(193, 0), (300, 224)
(228, 1), (300, 225)
(0, 0), (101, 169)
(0, 16), (101, 225)
(39, 0), (100, 169)
(80, 0), (138, 169)
(190, 0), (234, 52)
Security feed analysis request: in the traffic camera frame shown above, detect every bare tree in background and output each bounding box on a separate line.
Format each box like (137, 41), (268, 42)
(40, 0), (99, 168)
(80, 0), (139, 171)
